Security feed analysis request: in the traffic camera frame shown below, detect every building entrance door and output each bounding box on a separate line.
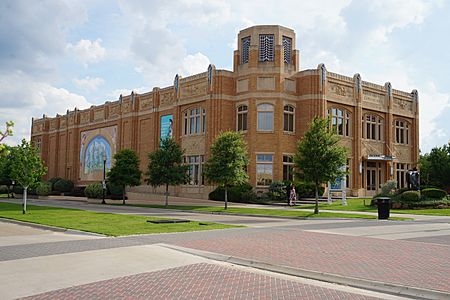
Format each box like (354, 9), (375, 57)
(364, 161), (384, 196)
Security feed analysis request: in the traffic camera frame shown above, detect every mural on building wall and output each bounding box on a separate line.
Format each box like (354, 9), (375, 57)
(160, 114), (173, 142)
(79, 126), (117, 181)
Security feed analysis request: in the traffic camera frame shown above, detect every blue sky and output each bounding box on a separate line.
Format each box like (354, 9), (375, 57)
(1, 0), (449, 153)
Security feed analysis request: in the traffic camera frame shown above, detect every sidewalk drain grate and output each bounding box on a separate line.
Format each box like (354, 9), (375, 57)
(147, 219), (191, 224)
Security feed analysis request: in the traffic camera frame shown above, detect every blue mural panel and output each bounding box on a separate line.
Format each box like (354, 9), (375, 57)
(160, 114), (173, 141)
(83, 135), (112, 175)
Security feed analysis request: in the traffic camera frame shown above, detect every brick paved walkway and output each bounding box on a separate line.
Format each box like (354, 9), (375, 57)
(21, 263), (378, 300)
(174, 230), (450, 293)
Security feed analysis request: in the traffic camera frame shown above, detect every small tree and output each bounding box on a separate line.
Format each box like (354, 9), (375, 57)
(146, 138), (189, 206)
(204, 131), (249, 209)
(107, 149), (141, 205)
(294, 117), (347, 214)
(10, 140), (47, 214)
(0, 121), (14, 156)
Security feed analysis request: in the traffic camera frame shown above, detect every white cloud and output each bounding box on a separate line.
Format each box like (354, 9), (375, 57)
(0, 72), (91, 145)
(66, 39), (106, 66)
(107, 87), (150, 100)
(419, 82), (450, 151)
(181, 53), (211, 76)
(73, 76), (105, 91)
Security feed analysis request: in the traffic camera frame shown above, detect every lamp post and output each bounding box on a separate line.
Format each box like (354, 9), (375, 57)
(102, 154), (107, 204)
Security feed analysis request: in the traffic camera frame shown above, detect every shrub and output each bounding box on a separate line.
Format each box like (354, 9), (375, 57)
(84, 182), (103, 199)
(48, 177), (63, 191)
(53, 179), (74, 193)
(410, 199), (450, 208)
(295, 181), (324, 198)
(107, 182), (124, 196)
(399, 191), (421, 203)
(421, 188), (447, 199)
(393, 187), (413, 196)
(380, 180), (397, 196)
(209, 183), (259, 203)
(0, 185), (9, 194)
(36, 182), (51, 196)
(268, 181), (287, 201)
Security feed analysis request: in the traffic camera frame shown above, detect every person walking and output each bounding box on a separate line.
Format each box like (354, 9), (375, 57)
(289, 186), (297, 206)
(286, 183), (292, 206)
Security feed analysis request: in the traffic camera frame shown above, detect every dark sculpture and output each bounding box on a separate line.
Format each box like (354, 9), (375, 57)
(406, 167), (420, 190)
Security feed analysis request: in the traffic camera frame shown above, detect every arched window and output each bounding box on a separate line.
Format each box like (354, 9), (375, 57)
(257, 103), (274, 131)
(283, 105), (295, 132)
(362, 114), (383, 141)
(395, 119), (410, 144)
(237, 105), (248, 131)
(328, 108), (351, 137)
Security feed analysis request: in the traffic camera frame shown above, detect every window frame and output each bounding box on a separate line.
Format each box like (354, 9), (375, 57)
(283, 105), (295, 133)
(328, 107), (351, 137)
(184, 155), (205, 186)
(282, 154), (294, 182)
(183, 107), (206, 136)
(395, 119), (410, 145)
(362, 113), (384, 141)
(237, 104), (248, 132)
(256, 153), (274, 186)
(257, 103), (274, 132)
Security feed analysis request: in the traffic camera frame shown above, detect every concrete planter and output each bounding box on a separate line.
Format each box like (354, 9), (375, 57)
(87, 198), (105, 204)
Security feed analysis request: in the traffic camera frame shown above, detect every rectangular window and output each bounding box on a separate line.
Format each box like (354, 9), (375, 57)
(241, 36), (250, 64)
(396, 163), (410, 189)
(184, 113), (188, 135)
(202, 109), (206, 133)
(256, 154), (273, 186)
(259, 34), (274, 62)
(258, 112), (273, 131)
(283, 155), (294, 181)
(185, 155), (204, 185)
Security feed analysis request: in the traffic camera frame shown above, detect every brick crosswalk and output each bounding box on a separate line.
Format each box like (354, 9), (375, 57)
(21, 263), (378, 300)
(174, 230), (450, 293)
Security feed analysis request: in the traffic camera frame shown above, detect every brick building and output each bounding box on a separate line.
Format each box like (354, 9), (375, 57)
(31, 25), (419, 198)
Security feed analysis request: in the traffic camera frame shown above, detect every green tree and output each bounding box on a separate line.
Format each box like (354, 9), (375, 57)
(0, 121), (14, 156)
(422, 143), (450, 190)
(294, 117), (347, 214)
(418, 152), (431, 186)
(10, 140), (47, 214)
(204, 131), (249, 209)
(146, 138), (189, 206)
(0, 147), (13, 198)
(107, 149), (142, 205)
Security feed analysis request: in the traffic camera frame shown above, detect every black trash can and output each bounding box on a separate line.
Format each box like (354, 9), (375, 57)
(376, 197), (390, 220)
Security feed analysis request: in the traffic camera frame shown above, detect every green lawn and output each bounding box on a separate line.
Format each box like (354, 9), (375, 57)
(127, 204), (410, 220)
(298, 198), (377, 212)
(298, 198), (450, 216)
(0, 203), (237, 236)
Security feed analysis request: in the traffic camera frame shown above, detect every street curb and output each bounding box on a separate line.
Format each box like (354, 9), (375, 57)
(0, 217), (106, 237)
(161, 244), (449, 300)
